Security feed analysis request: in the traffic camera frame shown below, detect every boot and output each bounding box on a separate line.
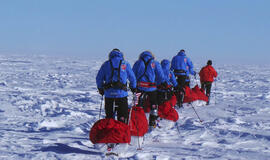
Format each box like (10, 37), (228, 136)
(149, 105), (158, 129)
(177, 92), (184, 108)
(149, 113), (158, 127)
(206, 94), (210, 105)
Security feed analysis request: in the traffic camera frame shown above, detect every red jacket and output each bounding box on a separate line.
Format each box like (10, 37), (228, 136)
(199, 65), (217, 82)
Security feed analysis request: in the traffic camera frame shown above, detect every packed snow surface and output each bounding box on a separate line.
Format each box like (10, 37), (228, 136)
(0, 55), (269, 160)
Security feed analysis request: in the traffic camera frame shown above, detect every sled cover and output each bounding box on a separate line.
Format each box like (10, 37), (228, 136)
(90, 118), (131, 144)
(129, 106), (148, 136)
(158, 95), (179, 122)
(183, 85), (208, 103)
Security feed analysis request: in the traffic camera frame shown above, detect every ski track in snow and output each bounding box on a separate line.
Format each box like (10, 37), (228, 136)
(0, 55), (269, 160)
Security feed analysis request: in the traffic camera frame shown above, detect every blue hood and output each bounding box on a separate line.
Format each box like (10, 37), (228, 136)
(139, 51), (154, 61)
(109, 50), (123, 59)
(161, 59), (170, 70)
(177, 51), (186, 56)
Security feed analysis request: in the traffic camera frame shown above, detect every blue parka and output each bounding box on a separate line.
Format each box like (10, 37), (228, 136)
(157, 59), (178, 88)
(170, 51), (196, 81)
(96, 50), (136, 98)
(132, 51), (165, 92)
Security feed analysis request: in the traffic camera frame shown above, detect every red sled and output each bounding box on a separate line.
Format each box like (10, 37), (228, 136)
(170, 95), (177, 107)
(183, 85), (208, 103)
(129, 106), (148, 136)
(141, 96), (151, 113)
(89, 118), (131, 144)
(192, 85), (208, 102)
(158, 99), (179, 122)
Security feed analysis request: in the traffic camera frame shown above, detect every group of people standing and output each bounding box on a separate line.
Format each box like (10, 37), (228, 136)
(96, 48), (217, 130)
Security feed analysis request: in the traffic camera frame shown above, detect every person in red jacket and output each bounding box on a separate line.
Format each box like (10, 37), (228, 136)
(199, 60), (218, 105)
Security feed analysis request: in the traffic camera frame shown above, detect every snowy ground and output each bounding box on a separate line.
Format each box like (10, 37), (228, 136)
(0, 55), (269, 160)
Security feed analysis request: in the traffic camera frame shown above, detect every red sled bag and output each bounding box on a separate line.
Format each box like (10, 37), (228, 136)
(158, 100), (179, 122)
(183, 85), (208, 103)
(89, 118), (131, 144)
(192, 85), (208, 102)
(183, 86), (198, 103)
(142, 96), (151, 113)
(170, 95), (177, 107)
(129, 106), (148, 136)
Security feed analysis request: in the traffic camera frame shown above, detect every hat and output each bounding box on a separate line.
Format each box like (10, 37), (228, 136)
(112, 48), (120, 52)
(207, 60), (212, 65)
(108, 48), (124, 59)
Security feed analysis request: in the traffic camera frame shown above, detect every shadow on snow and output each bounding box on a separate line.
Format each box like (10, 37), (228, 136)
(37, 143), (102, 155)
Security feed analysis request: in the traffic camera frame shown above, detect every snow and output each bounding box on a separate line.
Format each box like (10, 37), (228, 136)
(0, 55), (270, 159)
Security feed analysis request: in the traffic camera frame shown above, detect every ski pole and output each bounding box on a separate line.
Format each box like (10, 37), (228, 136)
(194, 73), (198, 85)
(127, 102), (133, 126)
(98, 95), (104, 120)
(191, 103), (203, 123)
(214, 79), (217, 105)
(113, 100), (117, 120)
(128, 93), (136, 127)
(132, 93), (142, 150)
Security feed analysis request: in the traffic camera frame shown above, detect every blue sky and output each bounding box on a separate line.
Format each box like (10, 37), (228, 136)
(0, 0), (269, 64)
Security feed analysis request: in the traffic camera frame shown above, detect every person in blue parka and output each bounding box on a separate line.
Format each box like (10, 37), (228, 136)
(132, 51), (166, 129)
(96, 48), (137, 124)
(171, 49), (196, 107)
(156, 59), (178, 105)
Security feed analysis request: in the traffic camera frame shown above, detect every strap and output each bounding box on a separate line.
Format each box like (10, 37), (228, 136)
(109, 59), (123, 83)
(117, 60), (122, 82)
(138, 81), (156, 88)
(138, 58), (153, 82)
(174, 69), (186, 74)
(109, 60), (114, 83)
(104, 59), (126, 91)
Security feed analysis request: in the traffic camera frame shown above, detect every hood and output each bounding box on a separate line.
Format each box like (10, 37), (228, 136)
(177, 50), (186, 56)
(109, 50), (123, 60)
(139, 51), (154, 61)
(161, 59), (170, 70)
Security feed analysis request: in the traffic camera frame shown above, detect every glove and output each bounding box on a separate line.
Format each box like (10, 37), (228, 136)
(98, 88), (104, 96)
(130, 87), (137, 93)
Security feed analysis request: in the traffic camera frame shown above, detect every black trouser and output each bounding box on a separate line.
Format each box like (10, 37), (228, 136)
(138, 90), (158, 127)
(157, 91), (173, 105)
(105, 97), (128, 124)
(138, 90), (158, 109)
(201, 81), (212, 99)
(176, 75), (188, 89)
(175, 75), (189, 105)
(147, 91), (158, 127)
(147, 91), (158, 106)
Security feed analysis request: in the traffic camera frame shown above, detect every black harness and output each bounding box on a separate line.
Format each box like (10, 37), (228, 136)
(103, 59), (127, 91)
(174, 69), (186, 74)
(137, 57), (154, 84)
